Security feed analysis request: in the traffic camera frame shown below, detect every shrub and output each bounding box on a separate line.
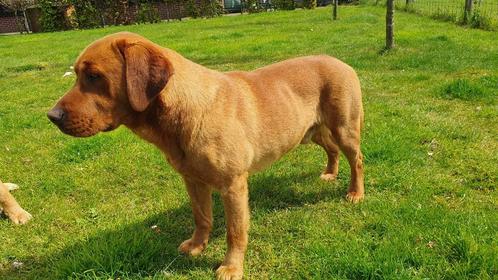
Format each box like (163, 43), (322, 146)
(38, 0), (69, 32)
(186, 0), (223, 18)
(470, 8), (491, 30)
(242, 0), (266, 13)
(200, 0), (224, 18)
(70, 0), (101, 29)
(303, 0), (317, 9)
(136, 2), (160, 23)
(185, 0), (200, 18)
(273, 0), (295, 10)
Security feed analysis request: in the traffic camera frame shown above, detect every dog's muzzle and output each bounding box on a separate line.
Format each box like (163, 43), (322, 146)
(47, 107), (66, 126)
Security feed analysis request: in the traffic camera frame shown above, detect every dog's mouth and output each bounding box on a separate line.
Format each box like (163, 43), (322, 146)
(58, 124), (99, 138)
(56, 120), (116, 138)
(103, 123), (117, 132)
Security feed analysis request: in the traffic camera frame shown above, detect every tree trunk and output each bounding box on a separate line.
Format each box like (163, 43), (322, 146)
(165, 1), (170, 22)
(95, 0), (106, 27)
(405, 0), (412, 11)
(22, 10), (31, 33)
(386, 0), (395, 49)
(463, 0), (473, 24)
(13, 10), (23, 34)
(333, 0), (338, 20)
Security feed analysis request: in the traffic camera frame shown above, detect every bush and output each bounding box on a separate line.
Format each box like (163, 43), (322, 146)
(70, 0), (101, 29)
(303, 0), (317, 9)
(243, 0), (265, 13)
(136, 2), (160, 23)
(273, 0), (295, 10)
(186, 0), (223, 18)
(39, 0), (70, 32)
(470, 8), (491, 30)
(200, 0), (224, 18)
(185, 0), (200, 18)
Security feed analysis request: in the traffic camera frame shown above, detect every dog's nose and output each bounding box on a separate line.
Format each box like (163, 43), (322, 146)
(47, 107), (65, 125)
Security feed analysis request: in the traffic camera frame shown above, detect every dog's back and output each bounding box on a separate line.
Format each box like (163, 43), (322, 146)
(222, 55), (362, 173)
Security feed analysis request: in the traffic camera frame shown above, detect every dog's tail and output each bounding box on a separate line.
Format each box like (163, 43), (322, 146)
(4, 183), (19, 191)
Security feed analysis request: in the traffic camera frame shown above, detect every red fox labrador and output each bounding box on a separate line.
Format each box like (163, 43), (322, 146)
(48, 32), (364, 279)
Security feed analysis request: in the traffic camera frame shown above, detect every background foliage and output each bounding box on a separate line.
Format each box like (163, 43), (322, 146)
(0, 5), (496, 279)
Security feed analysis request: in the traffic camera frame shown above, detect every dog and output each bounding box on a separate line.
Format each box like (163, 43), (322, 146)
(48, 32), (364, 280)
(0, 181), (32, 225)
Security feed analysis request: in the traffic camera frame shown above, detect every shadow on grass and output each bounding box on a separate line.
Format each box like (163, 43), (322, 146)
(1, 171), (343, 279)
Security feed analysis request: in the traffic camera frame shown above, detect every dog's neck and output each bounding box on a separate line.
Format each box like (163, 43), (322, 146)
(123, 51), (222, 172)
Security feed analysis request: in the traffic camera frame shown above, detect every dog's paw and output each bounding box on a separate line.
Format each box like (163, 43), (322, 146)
(346, 191), (364, 203)
(216, 264), (243, 280)
(320, 173), (337, 181)
(178, 238), (207, 256)
(5, 207), (32, 225)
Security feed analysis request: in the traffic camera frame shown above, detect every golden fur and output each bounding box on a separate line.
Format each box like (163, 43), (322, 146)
(0, 181), (32, 225)
(48, 32), (364, 280)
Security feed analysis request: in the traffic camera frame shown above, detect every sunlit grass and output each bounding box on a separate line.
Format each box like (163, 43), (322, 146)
(0, 6), (497, 279)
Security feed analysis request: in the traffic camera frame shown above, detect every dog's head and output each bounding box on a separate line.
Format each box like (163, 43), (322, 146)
(47, 32), (173, 137)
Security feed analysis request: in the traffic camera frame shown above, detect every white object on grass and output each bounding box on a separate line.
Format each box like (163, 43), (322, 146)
(63, 71), (73, 77)
(4, 183), (19, 191)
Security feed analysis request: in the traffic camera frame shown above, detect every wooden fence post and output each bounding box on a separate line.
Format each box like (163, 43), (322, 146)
(386, 0), (395, 49)
(333, 0), (338, 20)
(463, 0), (473, 24)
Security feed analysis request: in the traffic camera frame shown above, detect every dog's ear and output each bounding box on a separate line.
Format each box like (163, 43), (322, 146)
(116, 39), (173, 112)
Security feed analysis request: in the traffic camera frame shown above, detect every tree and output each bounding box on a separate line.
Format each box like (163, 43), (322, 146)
(0, 0), (35, 33)
(386, 0), (394, 49)
(463, 0), (473, 24)
(332, 0), (338, 20)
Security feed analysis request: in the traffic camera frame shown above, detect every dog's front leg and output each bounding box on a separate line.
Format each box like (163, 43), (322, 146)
(178, 177), (213, 256)
(0, 182), (32, 225)
(216, 173), (249, 280)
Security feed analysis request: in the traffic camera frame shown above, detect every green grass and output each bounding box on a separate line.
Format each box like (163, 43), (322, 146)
(1, 6), (497, 279)
(442, 77), (497, 102)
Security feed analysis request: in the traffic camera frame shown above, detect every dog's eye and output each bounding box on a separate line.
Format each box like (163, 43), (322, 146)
(87, 73), (101, 82)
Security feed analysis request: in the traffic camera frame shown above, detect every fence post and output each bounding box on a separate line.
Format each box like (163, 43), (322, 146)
(333, 0), (338, 20)
(405, 0), (412, 9)
(386, 0), (395, 49)
(463, 0), (473, 24)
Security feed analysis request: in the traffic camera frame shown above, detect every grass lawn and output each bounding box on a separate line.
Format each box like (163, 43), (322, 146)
(0, 5), (497, 279)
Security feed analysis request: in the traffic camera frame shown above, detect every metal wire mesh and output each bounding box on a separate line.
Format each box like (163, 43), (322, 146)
(476, 0), (498, 22)
(393, 0), (498, 29)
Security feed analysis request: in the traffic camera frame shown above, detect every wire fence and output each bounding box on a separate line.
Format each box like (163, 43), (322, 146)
(391, 0), (498, 30)
(367, 0), (498, 30)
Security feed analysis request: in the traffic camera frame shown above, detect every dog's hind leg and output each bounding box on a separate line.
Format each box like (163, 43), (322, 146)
(320, 72), (364, 203)
(328, 122), (364, 203)
(312, 126), (340, 181)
